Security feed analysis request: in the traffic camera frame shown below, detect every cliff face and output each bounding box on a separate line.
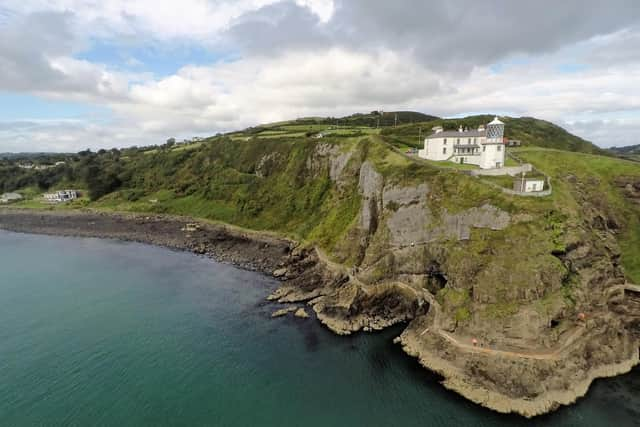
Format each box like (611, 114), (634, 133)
(3, 130), (639, 417)
(264, 139), (640, 416)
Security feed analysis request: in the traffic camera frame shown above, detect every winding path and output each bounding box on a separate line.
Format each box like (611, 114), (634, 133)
(315, 247), (635, 362)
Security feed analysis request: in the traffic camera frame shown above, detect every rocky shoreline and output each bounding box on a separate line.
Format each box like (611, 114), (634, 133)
(0, 208), (295, 273)
(398, 313), (640, 418)
(2, 208), (639, 419)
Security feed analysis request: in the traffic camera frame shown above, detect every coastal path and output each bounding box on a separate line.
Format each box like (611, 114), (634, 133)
(314, 247), (612, 363)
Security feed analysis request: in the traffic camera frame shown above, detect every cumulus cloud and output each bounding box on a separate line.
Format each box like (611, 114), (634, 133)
(1, 0), (332, 40)
(1, 0), (640, 151)
(223, 0), (640, 71)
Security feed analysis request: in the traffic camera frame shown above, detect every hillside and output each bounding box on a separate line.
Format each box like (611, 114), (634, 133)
(610, 144), (640, 161)
(1, 115), (640, 417)
(381, 115), (606, 155)
(265, 111), (439, 129)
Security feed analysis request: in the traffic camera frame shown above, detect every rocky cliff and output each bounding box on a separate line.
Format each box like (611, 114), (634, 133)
(2, 131), (639, 417)
(263, 139), (640, 417)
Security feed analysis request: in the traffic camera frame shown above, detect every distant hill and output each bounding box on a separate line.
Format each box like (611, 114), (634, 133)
(0, 152), (59, 160)
(0, 152), (74, 164)
(381, 115), (607, 155)
(609, 144), (640, 161)
(288, 111), (440, 128)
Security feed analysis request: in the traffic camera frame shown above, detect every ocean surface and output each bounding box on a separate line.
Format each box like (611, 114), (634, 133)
(0, 230), (638, 427)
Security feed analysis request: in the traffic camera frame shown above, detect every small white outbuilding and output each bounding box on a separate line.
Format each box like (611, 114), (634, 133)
(0, 192), (23, 203)
(513, 177), (545, 193)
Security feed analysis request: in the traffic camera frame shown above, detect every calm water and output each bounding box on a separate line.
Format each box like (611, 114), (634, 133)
(0, 231), (638, 427)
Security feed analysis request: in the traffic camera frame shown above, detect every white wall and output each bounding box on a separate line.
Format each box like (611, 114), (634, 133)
(421, 135), (505, 170)
(420, 137), (452, 161)
(479, 143), (506, 169)
(469, 164), (533, 177)
(451, 155), (481, 166)
(524, 180), (545, 192)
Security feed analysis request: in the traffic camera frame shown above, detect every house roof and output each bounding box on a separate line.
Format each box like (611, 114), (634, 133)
(489, 117), (504, 125)
(426, 129), (487, 139)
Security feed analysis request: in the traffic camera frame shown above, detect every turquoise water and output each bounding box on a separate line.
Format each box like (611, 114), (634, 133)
(0, 231), (638, 427)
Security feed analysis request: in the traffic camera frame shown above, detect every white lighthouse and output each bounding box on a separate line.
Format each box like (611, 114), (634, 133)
(418, 117), (506, 169)
(480, 117), (506, 169)
(486, 117), (505, 142)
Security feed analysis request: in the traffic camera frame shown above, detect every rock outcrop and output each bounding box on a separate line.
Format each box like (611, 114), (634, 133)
(267, 155), (640, 417)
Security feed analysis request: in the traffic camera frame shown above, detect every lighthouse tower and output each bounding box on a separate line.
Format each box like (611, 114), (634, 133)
(486, 116), (505, 143)
(478, 117), (506, 169)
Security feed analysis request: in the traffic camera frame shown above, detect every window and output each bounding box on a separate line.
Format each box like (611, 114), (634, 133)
(482, 146), (486, 152)
(468, 138), (471, 144)
(497, 145), (502, 151)
(444, 138), (447, 144)
(443, 147), (447, 155)
(457, 138), (460, 143)
(474, 138), (477, 143)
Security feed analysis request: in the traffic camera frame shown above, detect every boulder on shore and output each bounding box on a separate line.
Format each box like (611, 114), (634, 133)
(273, 268), (288, 278)
(294, 308), (310, 319)
(271, 306), (297, 318)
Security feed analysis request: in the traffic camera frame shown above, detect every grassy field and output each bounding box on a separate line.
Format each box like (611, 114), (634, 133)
(515, 148), (640, 282)
(380, 115), (606, 155)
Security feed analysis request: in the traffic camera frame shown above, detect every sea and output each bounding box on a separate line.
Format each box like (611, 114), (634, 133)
(0, 230), (638, 426)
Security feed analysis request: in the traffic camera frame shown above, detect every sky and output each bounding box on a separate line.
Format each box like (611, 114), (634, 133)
(1, 0), (640, 152)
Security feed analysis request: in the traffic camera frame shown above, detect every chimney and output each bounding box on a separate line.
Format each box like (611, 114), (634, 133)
(458, 125), (463, 132)
(478, 124), (485, 132)
(432, 126), (443, 134)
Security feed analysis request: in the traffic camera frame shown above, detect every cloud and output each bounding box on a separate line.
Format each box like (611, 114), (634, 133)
(117, 48), (444, 133)
(223, 0), (640, 71)
(0, 11), (77, 92)
(1, 0), (640, 152)
(583, 28), (640, 66)
(565, 118), (640, 148)
(1, 0), (332, 41)
(0, 11), (134, 101)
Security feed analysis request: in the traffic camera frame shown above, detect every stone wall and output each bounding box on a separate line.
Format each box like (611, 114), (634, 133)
(469, 163), (532, 177)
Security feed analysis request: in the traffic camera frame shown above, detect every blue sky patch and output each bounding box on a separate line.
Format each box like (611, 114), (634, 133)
(77, 39), (234, 77)
(0, 92), (111, 122)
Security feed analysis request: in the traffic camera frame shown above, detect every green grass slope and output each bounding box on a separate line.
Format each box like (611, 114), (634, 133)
(514, 147), (640, 283)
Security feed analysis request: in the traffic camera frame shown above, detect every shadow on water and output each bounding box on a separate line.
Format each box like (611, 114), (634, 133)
(179, 256), (640, 427)
(342, 321), (640, 426)
(283, 313), (321, 353)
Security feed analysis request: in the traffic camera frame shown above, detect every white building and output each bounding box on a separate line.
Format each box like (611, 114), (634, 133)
(418, 117), (506, 169)
(43, 190), (78, 203)
(513, 176), (545, 193)
(0, 192), (22, 203)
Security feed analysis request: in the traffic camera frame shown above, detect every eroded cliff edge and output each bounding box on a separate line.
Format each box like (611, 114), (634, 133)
(263, 141), (640, 417)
